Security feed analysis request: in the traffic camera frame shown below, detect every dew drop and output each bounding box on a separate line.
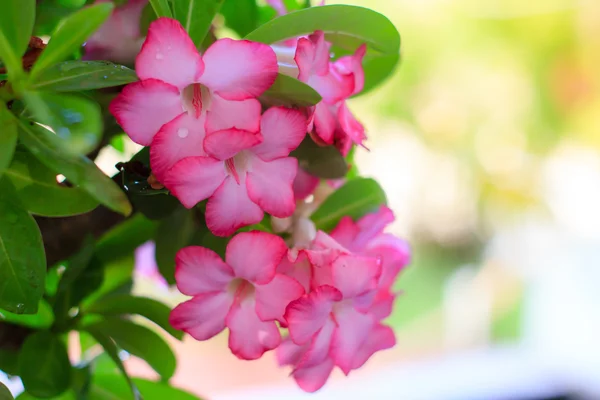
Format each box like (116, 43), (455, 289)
(177, 127), (189, 138)
(156, 52), (164, 60)
(15, 303), (25, 313)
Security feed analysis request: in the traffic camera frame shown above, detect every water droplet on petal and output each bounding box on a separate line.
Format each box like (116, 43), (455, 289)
(177, 127), (189, 138)
(156, 52), (164, 60)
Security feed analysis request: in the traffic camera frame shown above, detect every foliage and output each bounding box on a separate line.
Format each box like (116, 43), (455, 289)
(0, 0), (400, 398)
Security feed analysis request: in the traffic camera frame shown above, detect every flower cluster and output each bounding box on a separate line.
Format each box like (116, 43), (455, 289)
(106, 11), (408, 392)
(170, 206), (410, 392)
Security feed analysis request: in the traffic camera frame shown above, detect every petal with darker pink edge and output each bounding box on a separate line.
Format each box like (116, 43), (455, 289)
(200, 39), (278, 100)
(251, 107), (307, 162)
(226, 231), (287, 285)
(205, 95), (261, 134)
(136, 18), (203, 89)
(174, 246), (234, 296)
(204, 128), (262, 160)
(247, 157), (298, 217)
(109, 79), (182, 146)
(169, 292), (234, 341)
(255, 274), (305, 322)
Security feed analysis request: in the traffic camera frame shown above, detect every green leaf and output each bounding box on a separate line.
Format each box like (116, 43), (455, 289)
(245, 5), (401, 93)
(0, 184), (45, 314)
(149, 0), (173, 18)
(155, 207), (197, 285)
(259, 73), (321, 107)
(30, 61), (138, 92)
(29, 3), (115, 81)
(16, 390), (76, 399)
(91, 375), (202, 400)
(95, 214), (158, 265)
(86, 295), (183, 340)
(221, 0), (258, 37)
(87, 318), (176, 380)
(84, 329), (141, 400)
(0, 381), (14, 400)
(3, 151), (99, 217)
(24, 91), (102, 154)
(18, 332), (71, 398)
(0, 299), (54, 328)
(0, 0), (35, 79)
(16, 117), (132, 216)
(290, 137), (348, 179)
(311, 177), (387, 231)
(0, 348), (19, 375)
(0, 105), (18, 178)
(79, 256), (133, 309)
(173, 0), (223, 47)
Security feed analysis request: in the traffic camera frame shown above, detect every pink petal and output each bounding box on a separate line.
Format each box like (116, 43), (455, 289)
(293, 168), (320, 200)
(350, 323), (396, 370)
(333, 44), (367, 95)
(226, 297), (281, 360)
(174, 246), (234, 296)
(368, 290), (396, 320)
(278, 252), (312, 293)
(297, 316), (335, 369)
(247, 157), (298, 217)
(331, 305), (376, 375)
(251, 107), (307, 162)
(329, 216), (360, 251)
(354, 206), (395, 248)
(205, 95), (261, 134)
(292, 358), (335, 393)
(255, 274), (305, 322)
(149, 112), (207, 182)
(136, 18), (203, 90)
(205, 176), (264, 236)
(109, 79), (182, 146)
(313, 101), (337, 144)
(295, 31), (330, 82)
(199, 39), (278, 101)
(169, 292), (234, 341)
(163, 156), (226, 208)
(338, 102), (366, 148)
(367, 233), (411, 290)
(276, 337), (307, 366)
(204, 129), (262, 160)
(309, 73), (355, 104)
(331, 254), (381, 299)
(285, 285), (342, 345)
(226, 231), (287, 285)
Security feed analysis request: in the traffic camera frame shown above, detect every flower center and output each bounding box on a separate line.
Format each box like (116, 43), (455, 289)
(227, 278), (255, 300)
(181, 83), (211, 119)
(225, 151), (251, 185)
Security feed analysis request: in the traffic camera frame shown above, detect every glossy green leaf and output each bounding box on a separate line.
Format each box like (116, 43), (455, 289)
(0, 184), (45, 314)
(16, 390), (76, 399)
(173, 0), (224, 47)
(311, 178), (387, 231)
(0, 299), (54, 328)
(245, 5), (400, 93)
(87, 318), (176, 380)
(29, 3), (114, 81)
(0, 381), (14, 400)
(221, 0), (258, 37)
(0, 349), (19, 375)
(25, 91), (102, 154)
(155, 207), (197, 285)
(0, 0), (35, 79)
(91, 375), (202, 400)
(84, 329), (141, 400)
(0, 105), (18, 178)
(80, 256), (134, 309)
(3, 151), (99, 217)
(16, 117), (132, 216)
(259, 73), (321, 107)
(149, 0), (173, 18)
(290, 137), (348, 179)
(95, 214), (158, 264)
(30, 61), (138, 92)
(86, 295), (183, 340)
(18, 332), (71, 398)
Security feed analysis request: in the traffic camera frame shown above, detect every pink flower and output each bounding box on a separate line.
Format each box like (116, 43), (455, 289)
(134, 241), (168, 287)
(163, 107), (307, 237)
(83, 0), (147, 64)
(169, 231), (304, 360)
(273, 30), (367, 156)
(110, 17), (278, 181)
